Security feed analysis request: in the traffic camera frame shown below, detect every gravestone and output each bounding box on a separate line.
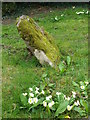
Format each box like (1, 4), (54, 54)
(16, 15), (60, 68)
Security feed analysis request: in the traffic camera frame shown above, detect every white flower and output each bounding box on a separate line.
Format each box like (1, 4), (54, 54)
(77, 100), (80, 105)
(48, 101), (54, 108)
(28, 98), (33, 104)
(72, 91), (76, 98)
(49, 95), (52, 99)
(73, 94), (76, 98)
(46, 95), (52, 100)
(65, 97), (70, 101)
(35, 90), (39, 94)
(43, 101), (47, 107)
(36, 87), (39, 91)
(22, 93), (27, 96)
(33, 97), (38, 103)
(50, 10), (52, 13)
(80, 85), (85, 90)
(64, 95), (70, 101)
(41, 90), (45, 94)
(82, 92), (85, 94)
(46, 96), (50, 100)
(85, 81), (89, 85)
(61, 14), (64, 17)
(64, 95), (66, 99)
(74, 102), (78, 106)
(55, 16), (58, 20)
(51, 101), (54, 105)
(29, 88), (33, 91)
(86, 11), (88, 14)
(29, 93), (34, 97)
(56, 92), (61, 96)
(85, 96), (88, 99)
(74, 100), (80, 106)
(72, 6), (75, 9)
(66, 97), (70, 101)
(67, 105), (73, 111)
(76, 11), (84, 15)
(64, 95), (66, 98)
(48, 102), (52, 108)
(72, 91), (76, 95)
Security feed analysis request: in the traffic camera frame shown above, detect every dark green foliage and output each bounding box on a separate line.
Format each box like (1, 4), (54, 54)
(2, 2), (17, 15)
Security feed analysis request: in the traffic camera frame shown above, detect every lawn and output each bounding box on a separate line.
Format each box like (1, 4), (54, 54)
(2, 5), (88, 119)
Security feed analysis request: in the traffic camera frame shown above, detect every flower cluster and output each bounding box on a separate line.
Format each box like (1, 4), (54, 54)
(20, 80), (89, 118)
(28, 87), (44, 105)
(42, 95), (55, 108)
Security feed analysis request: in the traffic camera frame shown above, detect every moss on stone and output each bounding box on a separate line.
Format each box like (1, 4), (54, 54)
(16, 15), (60, 68)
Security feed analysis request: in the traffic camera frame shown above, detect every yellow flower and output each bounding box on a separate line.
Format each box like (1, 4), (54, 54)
(65, 115), (70, 119)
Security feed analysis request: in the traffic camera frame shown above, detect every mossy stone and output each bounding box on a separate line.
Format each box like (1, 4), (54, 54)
(16, 15), (60, 68)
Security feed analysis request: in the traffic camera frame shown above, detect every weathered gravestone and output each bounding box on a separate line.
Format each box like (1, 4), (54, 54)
(16, 15), (60, 68)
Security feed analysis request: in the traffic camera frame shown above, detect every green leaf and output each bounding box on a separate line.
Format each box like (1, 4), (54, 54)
(73, 107), (86, 116)
(58, 114), (69, 118)
(20, 106), (27, 109)
(47, 106), (51, 116)
(67, 56), (71, 66)
(40, 84), (45, 90)
(80, 99), (88, 112)
(42, 73), (47, 78)
(72, 81), (79, 87)
(58, 93), (64, 103)
(20, 94), (27, 106)
(80, 81), (84, 86)
(69, 97), (75, 105)
(50, 106), (56, 111)
(59, 62), (65, 74)
(48, 83), (55, 87)
(55, 100), (69, 116)
(82, 91), (87, 96)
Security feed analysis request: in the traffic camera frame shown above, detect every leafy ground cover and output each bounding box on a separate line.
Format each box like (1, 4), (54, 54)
(2, 5), (88, 118)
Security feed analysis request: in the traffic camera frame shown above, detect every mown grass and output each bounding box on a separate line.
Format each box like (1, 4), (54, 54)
(2, 6), (88, 118)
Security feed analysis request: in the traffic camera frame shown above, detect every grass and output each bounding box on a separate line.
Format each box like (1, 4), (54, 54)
(2, 6), (88, 118)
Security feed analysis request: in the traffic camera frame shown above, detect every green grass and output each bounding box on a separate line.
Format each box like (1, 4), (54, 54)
(2, 6), (88, 118)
